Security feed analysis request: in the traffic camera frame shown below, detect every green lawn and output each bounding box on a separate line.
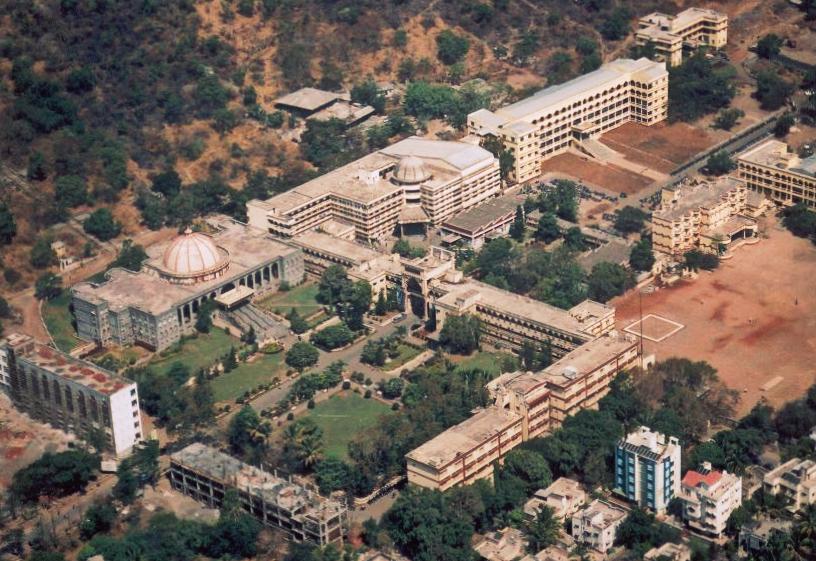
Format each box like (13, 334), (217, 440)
(305, 393), (392, 461)
(382, 343), (423, 371)
(150, 329), (237, 377)
(453, 351), (519, 376)
(257, 282), (323, 317)
(42, 291), (82, 352)
(211, 351), (285, 402)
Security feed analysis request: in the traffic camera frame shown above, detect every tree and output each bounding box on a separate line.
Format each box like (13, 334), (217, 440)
(535, 212), (560, 244)
(286, 308), (310, 334)
(782, 203), (816, 238)
(285, 341), (320, 372)
(524, 505), (560, 553)
(614, 206), (648, 235)
(562, 227), (586, 252)
(283, 418), (324, 472)
(755, 70), (794, 111)
(110, 239), (148, 271)
(379, 378), (405, 399)
(503, 449), (552, 492)
(481, 136), (515, 183)
(9, 450), (99, 504)
(684, 250), (719, 271)
(317, 265), (351, 307)
(509, 206), (526, 241)
(34, 273), (63, 300)
(600, 7), (631, 41)
(27, 151), (47, 180)
(351, 77), (387, 113)
(587, 262), (635, 303)
(436, 30), (470, 65)
(668, 53), (735, 122)
(361, 339), (387, 366)
(30, 236), (56, 268)
(195, 299), (215, 333)
(439, 314), (480, 354)
(629, 238), (656, 272)
(713, 108), (744, 131)
(151, 170), (182, 198)
(337, 280), (372, 331)
(314, 458), (354, 495)
(311, 323), (355, 350)
(83, 208), (122, 241)
(774, 113), (796, 138)
(706, 150), (735, 176)
(112, 461), (139, 504)
(756, 34), (783, 59)
(228, 405), (265, 458)
(0, 201), (16, 245)
(393, 238), (427, 259)
(374, 291), (388, 316)
(55, 175), (88, 208)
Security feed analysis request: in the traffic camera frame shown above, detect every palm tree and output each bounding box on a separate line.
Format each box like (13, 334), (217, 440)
(525, 505), (561, 553)
(283, 418), (324, 471)
(795, 505), (816, 558)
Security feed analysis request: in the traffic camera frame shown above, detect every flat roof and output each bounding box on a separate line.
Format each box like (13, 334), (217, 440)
(406, 407), (521, 468)
(441, 195), (521, 235)
(274, 87), (342, 112)
(291, 230), (383, 265)
(654, 177), (745, 221)
(739, 139), (816, 179)
(542, 332), (637, 387)
(309, 101), (375, 123)
(577, 240), (631, 273)
(577, 500), (627, 527)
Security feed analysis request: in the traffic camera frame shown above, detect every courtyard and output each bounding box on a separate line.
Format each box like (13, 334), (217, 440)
(42, 291), (83, 353)
(611, 217), (816, 416)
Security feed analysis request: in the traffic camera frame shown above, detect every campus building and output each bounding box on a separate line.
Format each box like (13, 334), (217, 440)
(0, 333), (142, 456)
(169, 443), (347, 545)
(651, 177), (760, 257)
(439, 195), (522, 249)
(570, 500), (627, 554)
(763, 458), (816, 513)
(406, 332), (638, 490)
(636, 8), (728, 67)
(614, 426), (681, 513)
(468, 58), (668, 183)
(644, 542), (692, 561)
(72, 217), (304, 352)
(274, 87), (375, 127)
(679, 463), (742, 537)
(523, 477), (587, 521)
(247, 137), (501, 243)
(737, 139), (816, 209)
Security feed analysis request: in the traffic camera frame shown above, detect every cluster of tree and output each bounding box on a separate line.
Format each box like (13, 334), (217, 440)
(754, 70), (795, 111)
(83, 208), (122, 241)
(402, 81), (490, 129)
(283, 418), (325, 473)
(286, 361), (345, 403)
(361, 333), (406, 366)
(538, 180), (579, 222)
(227, 405), (270, 462)
(285, 341), (320, 372)
(286, 308), (311, 334)
(713, 108), (745, 131)
(439, 314), (481, 355)
(435, 30), (470, 66)
(7, 450), (99, 508)
(378, 377), (405, 399)
(684, 249), (720, 271)
(316, 265), (372, 331)
(669, 52), (736, 122)
(782, 203), (816, 244)
(392, 238), (427, 259)
(705, 150), (736, 176)
(374, 288), (401, 316)
(311, 323), (356, 350)
(518, 340), (553, 371)
(112, 440), (160, 504)
(629, 237), (656, 273)
(614, 508), (682, 560)
(614, 206), (649, 235)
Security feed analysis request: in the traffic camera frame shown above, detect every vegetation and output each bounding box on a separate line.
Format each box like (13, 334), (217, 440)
(629, 238), (656, 273)
(8, 450), (99, 506)
(127, 364), (214, 432)
(713, 108), (745, 131)
(706, 150), (736, 176)
(83, 208), (121, 241)
(668, 52), (735, 122)
(285, 341), (320, 372)
(435, 30), (470, 66)
(782, 203), (816, 242)
(306, 393), (392, 462)
(311, 323), (356, 350)
(756, 34), (783, 60)
(587, 262), (635, 303)
(684, 250), (720, 271)
(754, 70), (795, 111)
(773, 113), (796, 138)
(614, 206), (648, 235)
(316, 265), (371, 330)
(393, 238), (427, 259)
(439, 314), (481, 355)
(34, 272), (63, 301)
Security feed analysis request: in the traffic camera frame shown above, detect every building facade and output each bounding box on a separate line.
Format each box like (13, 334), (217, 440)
(651, 177), (759, 257)
(679, 463), (742, 537)
(523, 477), (587, 521)
(763, 458), (816, 513)
(72, 218), (304, 352)
(636, 8), (728, 67)
(570, 500), (627, 554)
(169, 443), (347, 545)
(247, 137), (501, 243)
(644, 542), (692, 561)
(614, 426), (681, 513)
(1, 333), (142, 456)
(468, 58), (668, 183)
(737, 139), (816, 209)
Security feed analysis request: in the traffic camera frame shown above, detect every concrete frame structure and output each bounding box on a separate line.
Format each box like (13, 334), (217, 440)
(636, 8), (728, 67)
(468, 58), (668, 183)
(247, 137), (501, 243)
(738, 139), (816, 209)
(763, 458), (816, 513)
(439, 195), (521, 249)
(523, 477), (587, 521)
(679, 463), (742, 537)
(651, 177), (759, 257)
(570, 500), (627, 554)
(169, 443), (347, 545)
(644, 542), (692, 561)
(72, 218), (304, 352)
(614, 426), (681, 513)
(0, 333), (142, 456)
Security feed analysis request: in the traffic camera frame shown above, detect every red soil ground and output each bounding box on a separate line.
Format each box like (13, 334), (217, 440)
(540, 152), (654, 195)
(601, 122), (715, 174)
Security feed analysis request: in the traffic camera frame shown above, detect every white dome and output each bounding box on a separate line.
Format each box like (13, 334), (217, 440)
(162, 228), (226, 276)
(393, 155), (431, 184)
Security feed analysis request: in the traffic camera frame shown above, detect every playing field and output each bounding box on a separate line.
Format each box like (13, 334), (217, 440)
(601, 121), (715, 174)
(211, 351), (286, 402)
(540, 152), (654, 195)
(305, 392), (392, 461)
(452, 351), (519, 376)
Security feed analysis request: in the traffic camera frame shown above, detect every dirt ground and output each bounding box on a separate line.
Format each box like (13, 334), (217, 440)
(611, 217), (816, 417)
(540, 152), (654, 195)
(601, 122), (715, 174)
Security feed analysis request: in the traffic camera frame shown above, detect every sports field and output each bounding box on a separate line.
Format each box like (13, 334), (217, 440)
(540, 153), (654, 195)
(305, 392), (392, 461)
(601, 121), (715, 174)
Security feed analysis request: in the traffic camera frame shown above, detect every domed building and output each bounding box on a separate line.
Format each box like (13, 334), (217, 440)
(72, 217), (305, 352)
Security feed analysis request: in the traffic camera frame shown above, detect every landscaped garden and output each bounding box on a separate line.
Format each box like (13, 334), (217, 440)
(305, 392), (392, 461)
(42, 291), (82, 352)
(257, 282), (323, 317)
(149, 329), (237, 377)
(210, 351), (286, 402)
(381, 342), (423, 371)
(452, 351), (518, 376)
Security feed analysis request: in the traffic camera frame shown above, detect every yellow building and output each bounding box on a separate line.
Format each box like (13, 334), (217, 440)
(737, 139), (816, 209)
(468, 58), (668, 183)
(636, 8), (728, 67)
(651, 177), (759, 258)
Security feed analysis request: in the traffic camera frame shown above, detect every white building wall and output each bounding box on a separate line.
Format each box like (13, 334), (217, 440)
(109, 383), (142, 457)
(0, 345), (10, 391)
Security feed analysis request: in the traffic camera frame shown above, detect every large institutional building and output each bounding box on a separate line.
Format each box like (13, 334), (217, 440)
(0, 333), (143, 456)
(651, 177), (762, 257)
(72, 218), (304, 352)
(405, 332), (639, 490)
(737, 139), (816, 209)
(170, 443), (347, 545)
(247, 137), (501, 243)
(636, 8), (728, 67)
(679, 462), (742, 538)
(468, 58), (668, 183)
(614, 426), (681, 513)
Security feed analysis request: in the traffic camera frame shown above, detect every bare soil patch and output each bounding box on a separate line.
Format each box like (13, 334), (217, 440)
(601, 122), (715, 173)
(541, 152), (653, 195)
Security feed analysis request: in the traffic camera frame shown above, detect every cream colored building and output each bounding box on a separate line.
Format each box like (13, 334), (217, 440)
(679, 463), (742, 537)
(247, 137), (501, 243)
(523, 477), (587, 521)
(636, 8), (728, 67)
(644, 542), (691, 561)
(468, 58), (668, 183)
(651, 177), (759, 258)
(475, 527), (528, 561)
(738, 139), (816, 209)
(571, 500), (627, 554)
(763, 458), (816, 513)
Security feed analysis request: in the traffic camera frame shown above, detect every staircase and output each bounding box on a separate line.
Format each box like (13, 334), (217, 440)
(578, 138), (620, 161)
(226, 304), (289, 343)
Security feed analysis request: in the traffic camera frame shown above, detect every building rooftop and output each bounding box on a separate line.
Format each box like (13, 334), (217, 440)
(577, 239), (631, 273)
(441, 195), (522, 235)
(291, 230), (383, 265)
(275, 87), (342, 112)
(741, 518), (794, 539)
(654, 177), (745, 222)
(406, 407), (521, 468)
(524, 477), (586, 519)
(475, 527), (527, 561)
(739, 139), (816, 179)
(308, 101), (375, 124)
(542, 332), (637, 388)
(520, 545), (571, 561)
(575, 500), (627, 528)
(644, 542), (692, 561)
(619, 426), (679, 461)
(640, 8), (726, 35)
(765, 458), (816, 488)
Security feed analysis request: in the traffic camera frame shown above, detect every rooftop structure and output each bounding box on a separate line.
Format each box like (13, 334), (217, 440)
(274, 87), (374, 127)
(524, 477), (587, 521)
(519, 546), (571, 561)
(763, 457), (816, 513)
(615, 427), (681, 513)
(248, 137), (500, 243)
(170, 443), (347, 545)
(644, 542), (692, 561)
(679, 462), (742, 537)
(576, 239), (632, 273)
(739, 518), (795, 554)
(475, 527), (527, 561)
(737, 139), (816, 209)
(636, 8), (728, 67)
(571, 500), (628, 553)
(440, 195), (523, 249)
(468, 58), (668, 183)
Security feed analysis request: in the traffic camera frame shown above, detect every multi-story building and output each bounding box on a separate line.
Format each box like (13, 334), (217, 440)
(72, 217), (304, 352)
(763, 458), (816, 512)
(679, 462), (742, 537)
(247, 137), (501, 243)
(614, 426), (681, 513)
(1, 333), (142, 456)
(169, 443), (347, 545)
(406, 332), (638, 490)
(644, 542), (692, 561)
(474, 527), (528, 561)
(737, 139), (816, 209)
(468, 58), (668, 183)
(636, 8), (728, 67)
(651, 177), (760, 257)
(523, 477), (587, 521)
(570, 500), (627, 554)
(439, 195), (522, 249)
